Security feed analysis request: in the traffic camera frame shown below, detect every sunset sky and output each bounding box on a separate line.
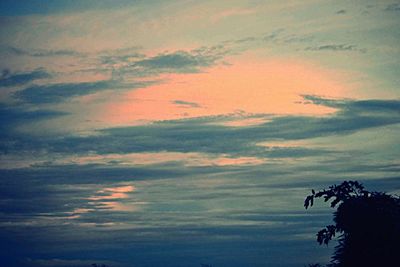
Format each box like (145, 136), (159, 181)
(1, 1), (399, 267)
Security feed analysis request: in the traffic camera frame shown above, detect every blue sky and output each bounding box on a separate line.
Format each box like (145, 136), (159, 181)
(1, 1), (400, 267)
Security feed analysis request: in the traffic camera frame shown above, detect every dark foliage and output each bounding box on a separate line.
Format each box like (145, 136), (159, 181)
(305, 181), (400, 267)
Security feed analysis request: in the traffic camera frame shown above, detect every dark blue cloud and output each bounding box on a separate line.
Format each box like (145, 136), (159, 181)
(14, 79), (156, 104)
(0, 104), (66, 139)
(0, 157), (337, 267)
(0, 0), (142, 16)
(0, 69), (51, 87)
(1, 97), (398, 245)
(4, 46), (83, 57)
(303, 95), (400, 114)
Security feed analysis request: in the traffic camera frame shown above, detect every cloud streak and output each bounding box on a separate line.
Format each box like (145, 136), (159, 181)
(14, 79), (156, 104)
(0, 69), (51, 87)
(3, 96), (399, 158)
(4, 46), (83, 58)
(128, 47), (229, 75)
(172, 100), (201, 108)
(305, 44), (366, 53)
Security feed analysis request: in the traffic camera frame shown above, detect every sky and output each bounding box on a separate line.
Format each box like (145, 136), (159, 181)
(0, 1), (399, 266)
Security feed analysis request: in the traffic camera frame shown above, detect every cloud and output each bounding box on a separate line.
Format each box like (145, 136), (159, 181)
(305, 44), (365, 53)
(0, 160), (258, 234)
(385, 3), (400, 12)
(70, 98), (400, 156)
(0, 69), (51, 87)
(4, 46), (83, 57)
(61, 45), (230, 85)
(100, 52), (144, 66)
(14, 79), (156, 104)
(0, 104), (66, 136)
(211, 7), (256, 23)
(0, 0), (137, 16)
(263, 29), (314, 45)
(23, 258), (121, 267)
(3, 96), (399, 158)
(172, 100), (201, 108)
(1, 96), (398, 233)
(303, 95), (400, 115)
(131, 48), (227, 74)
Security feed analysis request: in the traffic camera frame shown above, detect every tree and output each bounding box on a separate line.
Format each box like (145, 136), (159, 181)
(304, 181), (400, 267)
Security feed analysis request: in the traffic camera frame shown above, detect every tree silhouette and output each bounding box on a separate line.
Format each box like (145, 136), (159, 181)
(305, 181), (400, 267)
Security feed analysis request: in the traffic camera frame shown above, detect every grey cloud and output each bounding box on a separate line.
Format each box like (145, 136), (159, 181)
(336, 9), (346, 14)
(0, 69), (51, 87)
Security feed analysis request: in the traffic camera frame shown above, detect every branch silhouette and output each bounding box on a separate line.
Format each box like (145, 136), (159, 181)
(305, 181), (400, 267)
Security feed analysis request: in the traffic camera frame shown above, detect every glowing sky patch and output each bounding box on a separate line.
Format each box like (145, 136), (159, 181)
(101, 57), (352, 125)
